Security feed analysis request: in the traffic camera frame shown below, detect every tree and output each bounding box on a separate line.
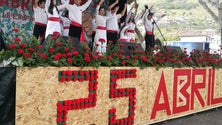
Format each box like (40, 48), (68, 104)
(198, 0), (222, 45)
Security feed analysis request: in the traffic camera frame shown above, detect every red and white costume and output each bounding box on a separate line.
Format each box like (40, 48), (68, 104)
(94, 5), (113, 55)
(45, 0), (66, 38)
(125, 9), (142, 42)
(65, 0), (92, 40)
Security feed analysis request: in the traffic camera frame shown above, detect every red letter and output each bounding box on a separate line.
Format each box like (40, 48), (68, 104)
(0, 0), (9, 6)
(57, 70), (98, 124)
(191, 69), (206, 110)
(173, 69), (191, 114)
(109, 69), (137, 125)
(209, 69), (222, 105)
(12, 0), (19, 9)
(150, 72), (171, 119)
(21, 0), (30, 11)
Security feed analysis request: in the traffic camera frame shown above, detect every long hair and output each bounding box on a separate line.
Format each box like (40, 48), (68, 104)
(48, 0), (59, 15)
(128, 13), (135, 24)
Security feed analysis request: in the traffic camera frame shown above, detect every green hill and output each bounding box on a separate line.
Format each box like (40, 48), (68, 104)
(136, 0), (218, 41)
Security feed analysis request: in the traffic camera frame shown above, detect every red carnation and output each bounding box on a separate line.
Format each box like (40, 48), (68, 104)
(17, 49), (24, 54)
(24, 52), (31, 58)
(28, 47), (34, 52)
(9, 44), (16, 49)
(37, 45), (43, 49)
(53, 31), (61, 36)
(12, 28), (19, 32)
(20, 43), (27, 48)
(14, 37), (21, 42)
(55, 41), (62, 47)
(107, 56), (112, 60)
(41, 54), (47, 59)
(67, 58), (72, 64)
(73, 51), (79, 56)
(48, 47), (55, 53)
(98, 38), (105, 43)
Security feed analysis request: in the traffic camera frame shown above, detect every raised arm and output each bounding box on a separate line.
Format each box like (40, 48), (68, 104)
(79, 0), (92, 11)
(45, 0), (50, 10)
(120, 3), (127, 17)
(33, 0), (38, 8)
(108, 0), (118, 12)
(96, 0), (105, 15)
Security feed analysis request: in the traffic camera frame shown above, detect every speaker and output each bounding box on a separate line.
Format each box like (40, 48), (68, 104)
(119, 42), (144, 56)
(164, 46), (183, 53)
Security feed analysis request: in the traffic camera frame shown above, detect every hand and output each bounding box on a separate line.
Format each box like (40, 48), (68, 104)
(115, 0), (119, 4)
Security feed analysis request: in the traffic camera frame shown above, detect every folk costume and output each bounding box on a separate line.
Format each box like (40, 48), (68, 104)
(65, 0), (92, 41)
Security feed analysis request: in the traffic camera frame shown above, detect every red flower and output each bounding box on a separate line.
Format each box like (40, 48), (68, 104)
(54, 55), (60, 61)
(67, 58), (72, 64)
(9, 44), (16, 49)
(28, 47), (34, 52)
(67, 52), (72, 57)
(107, 56), (112, 60)
(48, 47), (55, 53)
(64, 47), (69, 52)
(92, 55), (97, 59)
(112, 53), (118, 57)
(19, 43), (27, 48)
(55, 41), (62, 47)
(84, 57), (91, 63)
(12, 28), (19, 32)
(51, 35), (57, 40)
(121, 60), (126, 66)
(41, 54), (47, 59)
(120, 44), (125, 47)
(53, 31), (60, 36)
(24, 52), (30, 58)
(84, 53), (90, 57)
(17, 49), (24, 54)
(98, 38), (105, 43)
(73, 51), (79, 56)
(14, 37), (21, 42)
(37, 45), (43, 49)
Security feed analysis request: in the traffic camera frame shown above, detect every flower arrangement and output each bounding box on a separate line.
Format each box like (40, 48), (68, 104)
(0, 28), (222, 69)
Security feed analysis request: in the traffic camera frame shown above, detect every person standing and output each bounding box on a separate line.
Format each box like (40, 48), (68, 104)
(93, 0), (114, 55)
(65, 0), (92, 41)
(106, 0), (127, 44)
(143, 7), (165, 52)
(125, 3), (142, 43)
(33, 0), (47, 43)
(45, 0), (66, 38)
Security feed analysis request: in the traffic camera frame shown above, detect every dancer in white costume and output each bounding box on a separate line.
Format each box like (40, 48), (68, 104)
(65, 0), (92, 41)
(45, 0), (66, 38)
(94, 0), (114, 55)
(106, 0), (127, 44)
(125, 3), (142, 42)
(33, 0), (47, 42)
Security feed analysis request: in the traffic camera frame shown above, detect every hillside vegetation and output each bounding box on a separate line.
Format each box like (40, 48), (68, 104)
(136, 0), (218, 41)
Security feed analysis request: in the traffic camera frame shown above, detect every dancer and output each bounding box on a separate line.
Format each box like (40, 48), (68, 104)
(33, 0), (47, 42)
(93, 0), (114, 55)
(125, 3), (142, 42)
(143, 6), (165, 52)
(65, 0), (92, 41)
(45, 0), (66, 38)
(106, 0), (127, 44)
